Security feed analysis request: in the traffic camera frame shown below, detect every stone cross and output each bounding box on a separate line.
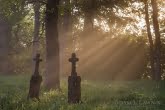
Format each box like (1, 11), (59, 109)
(69, 53), (79, 76)
(33, 53), (42, 75)
(68, 53), (81, 103)
(27, 53), (42, 101)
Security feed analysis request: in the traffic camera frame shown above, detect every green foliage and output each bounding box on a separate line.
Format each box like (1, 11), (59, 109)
(0, 75), (164, 110)
(0, 0), (28, 25)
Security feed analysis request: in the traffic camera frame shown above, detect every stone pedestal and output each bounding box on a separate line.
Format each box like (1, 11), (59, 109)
(28, 74), (42, 100)
(68, 76), (81, 103)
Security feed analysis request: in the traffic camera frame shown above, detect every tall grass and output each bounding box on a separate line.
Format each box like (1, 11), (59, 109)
(0, 75), (164, 110)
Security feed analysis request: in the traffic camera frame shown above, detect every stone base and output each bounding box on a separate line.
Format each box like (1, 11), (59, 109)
(28, 75), (42, 100)
(68, 76), (81, 103)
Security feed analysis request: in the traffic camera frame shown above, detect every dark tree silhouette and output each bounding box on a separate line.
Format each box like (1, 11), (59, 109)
(0, 18), (11, 74)
(143, 0), (155, 79)
(45, 0), (60, 89)
(32, 1), (40, 73)
(151, 0), (161, 81)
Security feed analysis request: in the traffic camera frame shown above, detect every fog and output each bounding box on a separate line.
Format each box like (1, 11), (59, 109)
(59, 30), (146, 81)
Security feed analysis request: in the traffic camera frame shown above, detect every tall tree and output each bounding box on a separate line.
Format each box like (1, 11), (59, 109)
(45, 0), (60, 89)
(143, 0), (155, 79)
(0, 0), (26, 74)
(59, 0), (73, 74)
(151, 0), (161, 80)
(83, 0), (95, 34)
(32, 1), (41, 72)
(80, 0), (96, 52)
(0, 17), (11, 74)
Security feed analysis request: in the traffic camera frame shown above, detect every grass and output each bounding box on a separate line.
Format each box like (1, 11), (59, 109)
(0, 75), (165, 110)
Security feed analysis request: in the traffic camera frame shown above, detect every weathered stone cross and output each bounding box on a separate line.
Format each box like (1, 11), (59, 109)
(33, 53), (42, 75)
(68, 53), (81, 103)
(69, 53), (79, 76)
(28, 53), (42, 100)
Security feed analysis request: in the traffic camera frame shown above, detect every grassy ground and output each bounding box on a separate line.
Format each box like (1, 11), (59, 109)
(0, 75), (165, 110)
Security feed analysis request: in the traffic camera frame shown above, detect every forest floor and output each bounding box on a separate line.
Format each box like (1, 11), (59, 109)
(0, 75), (164, 110)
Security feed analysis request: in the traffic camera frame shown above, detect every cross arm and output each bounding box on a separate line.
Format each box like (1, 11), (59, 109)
(26, 0), (47, 5)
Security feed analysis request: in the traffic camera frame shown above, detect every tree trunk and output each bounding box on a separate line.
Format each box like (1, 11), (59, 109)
(60, 0), (73, 74)
(144, 0), (155, 79)
(63, 0), (73, 50)
(45, 0), (60, 89)
(0, 19), (11, 74)
(151, 0), (161, 81)
(32, 1), (40, 73)
(83, 0), (94, 34)
(81, 0), (95, 51)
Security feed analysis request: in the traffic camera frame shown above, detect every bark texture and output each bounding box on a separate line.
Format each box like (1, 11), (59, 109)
(0, 19), (11, 74)
(144, 0), (155, 79)
(32, 1), (40, 72)
(151, 0), (161, 81)
(45, 0), (60, 89)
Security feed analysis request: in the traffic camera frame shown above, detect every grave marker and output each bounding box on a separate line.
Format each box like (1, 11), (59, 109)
(28, 53), (42, 100)
(68, 53), (81, 103)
